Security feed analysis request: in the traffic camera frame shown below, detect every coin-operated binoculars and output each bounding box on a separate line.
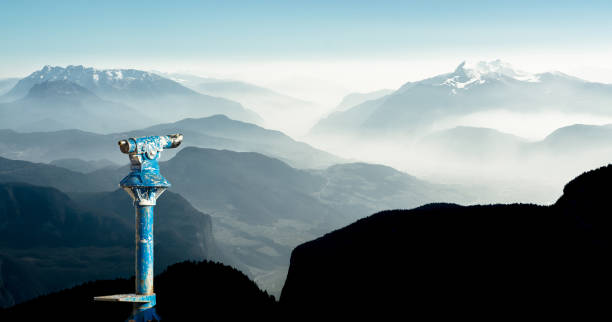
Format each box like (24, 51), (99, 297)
(94, 134), (183, 322)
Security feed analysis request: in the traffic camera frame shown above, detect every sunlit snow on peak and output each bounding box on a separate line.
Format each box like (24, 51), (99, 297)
(440, 60), (540, 93)
(465, 60), (540, 82)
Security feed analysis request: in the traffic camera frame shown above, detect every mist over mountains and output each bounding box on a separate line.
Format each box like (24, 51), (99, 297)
(305, 60), (612, 204)
(0, 78), (19, 96)
(311, 60), (612, 138)
(80, 147), (475, 295)
(0, 80), (146, 132)
(0, 136), (474, 297)
(1, 65), (261, 129)
(334, 89), (394, 112)
(0, 114), (342, 169)
(2, 58), (612, 317)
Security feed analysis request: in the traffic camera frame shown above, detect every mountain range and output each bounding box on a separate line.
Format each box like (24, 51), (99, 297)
(0, 145), (475, 297)
(151, 147), (474, 295)
(311, 60), (612, 138)
(334, 89), (394, 112)
(413, 123), (612, 190)
(164, 72), (315, 113)
(0, 80), (147, 132)
(1, 65), (261, 128)
(419, 123), (612, 159)
(162, 72), (326, 136)
(4, 161), (611, 318)
(0, 115), (343, 169)
(0, 78), (19, 96)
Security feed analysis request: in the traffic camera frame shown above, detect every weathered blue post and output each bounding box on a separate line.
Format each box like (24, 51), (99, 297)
(94, 134), (183, 322)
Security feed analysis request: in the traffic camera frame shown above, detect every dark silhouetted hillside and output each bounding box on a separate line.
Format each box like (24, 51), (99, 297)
(0, 183), (221, 308)
(0, 156), (115, 192)
(0, 260), (276, 321)
(280, 164), (612, 318)
(49, 158), (118, 173)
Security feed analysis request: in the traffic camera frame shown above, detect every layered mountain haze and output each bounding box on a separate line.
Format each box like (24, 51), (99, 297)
(49, 158), (118, 173)
(0, 80), (146, 133)
(411, 123), (612, 200)
(0, 156), (115, 192)
(144, 115), (344, 168)
(1, 65), (261, 129)
(0, 145), (473, 298)
(151, 147), (474, 295)
(1, 57), (611, 315)
(310, 60), (612, 139)
(0, 115), (343, 169)
(0, 78), (19, 97)
(162, 72), (323, 136)
(305, 60), (612, 204)
(334, 89), (394, 112)
(417, 126), (528, 162)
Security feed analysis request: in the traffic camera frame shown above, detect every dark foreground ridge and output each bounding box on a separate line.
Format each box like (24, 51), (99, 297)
(0, 260), (276, 321)
(3, 164), (612, 319)
(280, 164), (612, 318)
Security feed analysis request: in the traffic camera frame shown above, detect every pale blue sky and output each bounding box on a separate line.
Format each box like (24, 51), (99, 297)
(2, 1), (612, 90)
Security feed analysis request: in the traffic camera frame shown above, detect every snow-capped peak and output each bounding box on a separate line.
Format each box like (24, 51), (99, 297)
(24, 65), (162, 89)
(440, 60), (540, 92)
(467, 60), (539, 82)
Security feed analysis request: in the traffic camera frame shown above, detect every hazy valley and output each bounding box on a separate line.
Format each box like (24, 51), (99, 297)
(2, 59), (612, 317)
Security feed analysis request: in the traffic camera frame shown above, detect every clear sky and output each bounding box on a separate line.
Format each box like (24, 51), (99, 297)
(2, 0), (612, 97)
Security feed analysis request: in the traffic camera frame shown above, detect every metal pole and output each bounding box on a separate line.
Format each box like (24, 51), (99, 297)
(135, 205), (155, 311)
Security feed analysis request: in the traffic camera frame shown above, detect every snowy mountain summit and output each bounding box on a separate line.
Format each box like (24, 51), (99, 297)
(440, 60), (539, 92)
(31, 65), (162, 85)
(311, 59), (612, 137)
(3, 65), (194, 101)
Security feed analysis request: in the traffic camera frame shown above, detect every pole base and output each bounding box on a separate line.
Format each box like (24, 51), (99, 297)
(94, 293), (156, 306)
(127, 307), (160, 322)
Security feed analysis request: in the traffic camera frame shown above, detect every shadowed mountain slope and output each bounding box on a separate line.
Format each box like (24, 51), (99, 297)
(280, 164), (612, 318)
(0, 260), (276, 321)
(0, 183), (220, 308)
(0, 156), (115, 192)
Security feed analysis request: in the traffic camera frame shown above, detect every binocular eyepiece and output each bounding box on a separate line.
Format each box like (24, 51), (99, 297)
(118, 134), (183, 159)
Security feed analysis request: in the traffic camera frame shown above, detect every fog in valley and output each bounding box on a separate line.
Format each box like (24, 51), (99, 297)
(3, 58), (612, 299)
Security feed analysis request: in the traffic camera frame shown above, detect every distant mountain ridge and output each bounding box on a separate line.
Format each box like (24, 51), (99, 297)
(0, 147), (472, 298)
(335, 89), (394, 112)
(1, 65), (262, 127)
(0, 80), (147, 133)
(4, 65), (193, 101)
(163, 72), (321, 136)
(311, 60), (612, 137)
(0, 78), (21, 97)
(0, 114), (344, 169)
(415, 123), (612, 168)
